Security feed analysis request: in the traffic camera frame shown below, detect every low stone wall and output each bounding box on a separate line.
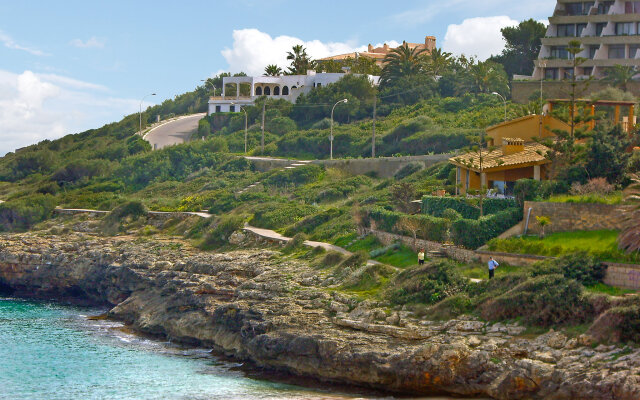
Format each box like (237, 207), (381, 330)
(247, 154), (451, 179)
(475, 250), (547, 266)
(523, 201), (629, 235)
(603, 263), (640, 290)
(366, 229), (478, 264)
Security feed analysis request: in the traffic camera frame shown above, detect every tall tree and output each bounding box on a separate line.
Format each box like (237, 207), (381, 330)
(379, 43), (428, 87)
(605, 65), (638, 92)
(490, 19), (547, 78)
(286, 45), (316, 75)
(264, 64), (283, 76)
(425, 48), (453, 77)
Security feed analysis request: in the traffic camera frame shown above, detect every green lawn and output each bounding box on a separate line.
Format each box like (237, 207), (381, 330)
(374, 245), (419, 268)
(335, 234), (420, 269)
(586, 283), (637, 296)
(489, 230), (640, 264)
(547, 192), (624, 205)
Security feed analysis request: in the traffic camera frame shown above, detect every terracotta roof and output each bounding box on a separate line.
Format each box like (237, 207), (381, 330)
(449, 142), (551, 171)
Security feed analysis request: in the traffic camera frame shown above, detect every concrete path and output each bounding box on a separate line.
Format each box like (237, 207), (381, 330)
(144, 113), (206, 150)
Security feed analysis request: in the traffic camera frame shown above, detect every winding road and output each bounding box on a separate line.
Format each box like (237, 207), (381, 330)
(144, 113), (206, 150)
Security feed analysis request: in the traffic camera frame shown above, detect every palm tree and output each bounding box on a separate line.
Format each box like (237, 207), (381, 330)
(619, 174), (640, 253)
(425, 48), (453, 77)
(286, 45), (316, 75)
(379, 43), (428, 86)
(605, 65), (637, 92)
(264, 64), (283, 76)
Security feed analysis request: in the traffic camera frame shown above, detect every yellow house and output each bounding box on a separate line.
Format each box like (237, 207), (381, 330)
(449, 99), (636, 195)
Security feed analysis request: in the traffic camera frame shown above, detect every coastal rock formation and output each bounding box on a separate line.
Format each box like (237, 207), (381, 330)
(1, 232), (640, 399)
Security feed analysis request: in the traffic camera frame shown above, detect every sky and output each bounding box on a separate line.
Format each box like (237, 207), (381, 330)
(0, 0), (554, 155)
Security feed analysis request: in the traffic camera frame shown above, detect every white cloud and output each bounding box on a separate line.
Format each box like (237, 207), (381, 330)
(443, 16), (518, 60)
(220, 29), (398, 76)
(0, 30), (48, 56)
(0, 69), (144, 155)
(69, 37), (106, 48)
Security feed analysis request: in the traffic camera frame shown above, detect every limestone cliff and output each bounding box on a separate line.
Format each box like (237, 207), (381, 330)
(1, 232), (639, 400)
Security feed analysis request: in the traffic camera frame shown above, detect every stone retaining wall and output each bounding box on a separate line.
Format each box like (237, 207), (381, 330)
(366, 229), (478, 264)
(248, 154), (451, 179)
(523, 201), (629, 235)
(603, 263), (640, 290)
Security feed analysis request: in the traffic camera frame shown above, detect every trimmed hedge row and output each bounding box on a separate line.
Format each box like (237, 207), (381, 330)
(451, 208), (523, 249)
(365, 207), (448, 242)
(422, 196), (517, 219)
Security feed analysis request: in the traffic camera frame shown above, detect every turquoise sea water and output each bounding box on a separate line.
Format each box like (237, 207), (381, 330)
(0, 298), (391, 400)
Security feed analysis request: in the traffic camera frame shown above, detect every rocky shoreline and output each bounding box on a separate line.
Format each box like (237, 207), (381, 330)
(1, 232), (640, 399)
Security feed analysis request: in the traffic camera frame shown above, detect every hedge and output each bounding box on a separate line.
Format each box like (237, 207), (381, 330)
(450, 207), (523, 249)
(366, 207), (447, 242)
(422, 196), (517, 219)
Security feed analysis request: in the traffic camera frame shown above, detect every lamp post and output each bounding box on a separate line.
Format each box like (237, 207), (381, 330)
(232, 103), (249, 154)
(538, 60), (547, 138)
(330, 99), (348, 160)
(492, 92), (507, 122)
(201, 79), (217, 97)
(139, 93), (156, 135)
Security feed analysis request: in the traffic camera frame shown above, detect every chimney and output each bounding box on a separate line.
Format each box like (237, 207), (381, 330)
(368, 44), (373, 52)
(383, 43), (389, 51)
(502, 138), (525, 156)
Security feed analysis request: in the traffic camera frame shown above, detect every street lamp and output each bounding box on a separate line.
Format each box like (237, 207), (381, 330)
(538, 60), (548, 138)
(492, 92), (507, 122)
(232, 103), (249, 154)
(330, 99), (348, 160)
(139, 93), (156, 135)
(201, 79), (217, 97)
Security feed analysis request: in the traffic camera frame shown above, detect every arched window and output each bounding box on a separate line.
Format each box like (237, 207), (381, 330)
(282, 86), (289, 95)
(291, 86), (297, 90)
(264, 86), (271, 95)
(255, 86), (262, 96)
(274, 86), (280, 95)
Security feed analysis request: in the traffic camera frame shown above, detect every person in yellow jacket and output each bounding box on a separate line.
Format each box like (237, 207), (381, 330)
(418, 249), (425, 265)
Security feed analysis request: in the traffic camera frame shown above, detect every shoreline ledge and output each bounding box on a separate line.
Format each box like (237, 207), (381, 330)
(1, 232), (640, 400)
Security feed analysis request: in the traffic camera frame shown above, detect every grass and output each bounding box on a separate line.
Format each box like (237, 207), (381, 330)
(586, 283), (637, 296)
(457, 263), (523, 280)
(374, 244), (419, 268)
(489, 230), (640, 264)
(547, 192), (624, 205)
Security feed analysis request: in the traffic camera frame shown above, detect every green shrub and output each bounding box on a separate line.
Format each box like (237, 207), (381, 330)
(284, 232), (307, 252)
(450, 208), (523, 249)
(394, 162), (423, 180)
(250, 202), (316, 230)
(317, 251), (345, 268)
(51, 160), (108, 185)
(389, 261), (468, 305)
(365, 207), (447, 242)
(266, 116), (297, 135)
(514, 179), (541, 208)
(263, 164), (324, 187)
(37, 182), (60, 195)
(426, 293), (473, 320)
(422, 196), (517, 219)
(531, 252), (607, 286)
(0, 194), (56, 231)
(480, 274), (587, 326)
(339, 250), (369, 269)
(202, 215), (245, 247)
(283, 208), (342, 237)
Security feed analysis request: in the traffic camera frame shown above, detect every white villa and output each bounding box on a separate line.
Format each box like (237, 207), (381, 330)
(208, 71), (380, 114)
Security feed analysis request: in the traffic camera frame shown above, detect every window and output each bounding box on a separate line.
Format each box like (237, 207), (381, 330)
(564, 69), (575, 79)
(274, 86), (280, 95)
(557, 24), (576, 37)
(456, 167), (461, 186)
(583, 67), (593, 76)
(545, 68), (559, 80)
(316, 83), (322, 87)
(616, 22), (634, 35)
(215, 105), (221, 113)
(465, 170), (470, 190)
(551, 46), (570, 59)
(264, 86), (271, 95)
(566, 2), (593, 15)
(599, 1), (614, 14)
(626, 1), (640, 13)
(577, 23), (587, 37)
(230, 105), (235, 112)
(596, 23), (607, 36)
(589, 45), (599, 59)
(255, 87), (262, 95)
(282, 86), (289, 95)
(630, 44), (640, 58)
(609, 44), (626, 58)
